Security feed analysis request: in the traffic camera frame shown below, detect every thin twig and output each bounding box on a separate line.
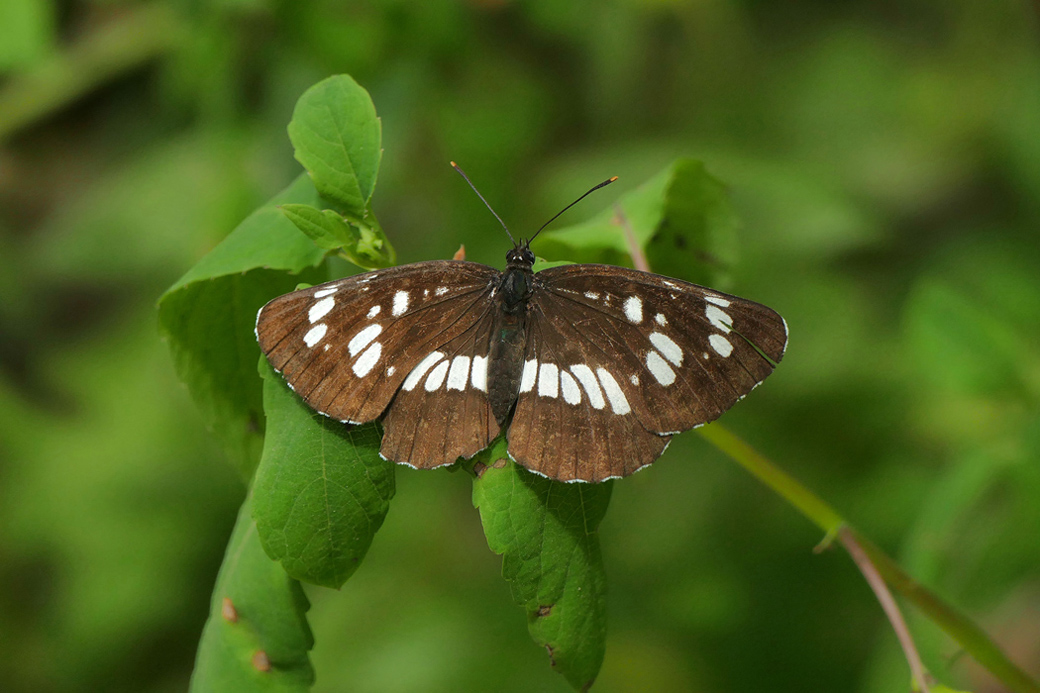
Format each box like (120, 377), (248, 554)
(840, 528), (931, 693)
(614, 204), (650, 272)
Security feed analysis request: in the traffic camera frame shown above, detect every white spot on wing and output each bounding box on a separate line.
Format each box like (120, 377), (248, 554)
(538, 363), (559, 398)
(596, 368), (631, 415)
(309, 296), (335, 323)
(367, 305), (381, 318)
(649, 332), (683, 366)
(630, 374), (639, 385)
(424, 360), (450, 391)
(705, 295), (731, 307)
(392, 290), (409, 316)
(352, 342), (382, 377)
(709, 334), (733, 357)
(706, 305), (733, 334)
(447, 356), (471, 391)
(403, 351), (444, 391)
(435, 286), (449, 296)
(569, 365), (605, 409)
(519, 359), (537, 393)
(623, 296), (643, 323)
(313, 287), (337, 298)
(584, 291), (599, 300)
(471, 356), (488, 392)
(387, 366), (395, 376)
(560, 371), (581, 405)
(646, 350), (676, 385)
(348, 324), (382, 357)
(655, 313), (667, 326)
(303, 323), (327, 347)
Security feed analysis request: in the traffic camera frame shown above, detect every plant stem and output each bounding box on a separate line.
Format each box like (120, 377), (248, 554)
(697, 423), (1040, 693)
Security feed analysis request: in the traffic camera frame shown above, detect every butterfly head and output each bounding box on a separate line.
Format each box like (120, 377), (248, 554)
(506, 244), (535, 269)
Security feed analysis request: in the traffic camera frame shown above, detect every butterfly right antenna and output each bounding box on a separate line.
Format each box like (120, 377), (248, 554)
(528, 176), (618, 245)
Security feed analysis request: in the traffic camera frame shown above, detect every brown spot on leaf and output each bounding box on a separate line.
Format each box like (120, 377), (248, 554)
(221, 597), (238, 623)
(252, 650), (271, 672)
(545, 644), (556, 667)
(492, 457), (507, 469)
(473, 461), (487, 478)
(536, 605), (552, 618)
(452, 244), (466, 261)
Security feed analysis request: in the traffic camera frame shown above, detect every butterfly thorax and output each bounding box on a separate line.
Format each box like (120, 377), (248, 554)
(486, 246), (536, 424)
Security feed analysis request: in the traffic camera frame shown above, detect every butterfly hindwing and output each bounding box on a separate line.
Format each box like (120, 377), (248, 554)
(379, 307), (501, 469)
(507, 312), (671, 482)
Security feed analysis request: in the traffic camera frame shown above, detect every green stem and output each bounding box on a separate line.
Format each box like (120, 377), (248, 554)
(697, 423), (1040, 693)
(0, 2), (183, 141)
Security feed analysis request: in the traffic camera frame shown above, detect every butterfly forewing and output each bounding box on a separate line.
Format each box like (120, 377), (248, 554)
(504, 264), (787, 482)
(256, 260), (498, 428)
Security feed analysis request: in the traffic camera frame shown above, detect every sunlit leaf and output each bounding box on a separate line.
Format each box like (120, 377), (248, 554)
(253, 359), (395, 589)
(287, 74), (382, 219)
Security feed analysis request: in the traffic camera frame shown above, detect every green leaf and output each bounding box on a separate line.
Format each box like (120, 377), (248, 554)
(534, 158), (738, 286)
(472, 439), (612, 692)
(279, 204), (357, 251)
(253, 359), (396, 589)
(280, 203), (397, 270)
(287, 74), (382, 218)
(158, 174), (328, 478)
(191, 493), (314, 693)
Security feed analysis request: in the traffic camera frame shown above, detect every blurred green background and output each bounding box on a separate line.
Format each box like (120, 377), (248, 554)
(2, 1), (1039, 691)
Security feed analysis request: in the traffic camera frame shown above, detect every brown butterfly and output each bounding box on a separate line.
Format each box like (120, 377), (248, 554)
(256, 170), (787, 482)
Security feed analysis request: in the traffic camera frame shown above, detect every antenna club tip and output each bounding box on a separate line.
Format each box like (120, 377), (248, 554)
(450, 161), (458, 167)
(609, 176), (618, 182)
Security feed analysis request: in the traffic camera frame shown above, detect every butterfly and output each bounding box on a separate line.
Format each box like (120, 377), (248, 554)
(256, 167), (787, 483)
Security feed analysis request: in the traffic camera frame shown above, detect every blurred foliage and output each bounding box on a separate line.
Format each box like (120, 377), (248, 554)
(1, 1), (1039, 692)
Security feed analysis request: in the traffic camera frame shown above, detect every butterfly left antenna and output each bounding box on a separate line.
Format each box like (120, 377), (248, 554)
(451, 161), (517, 245)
